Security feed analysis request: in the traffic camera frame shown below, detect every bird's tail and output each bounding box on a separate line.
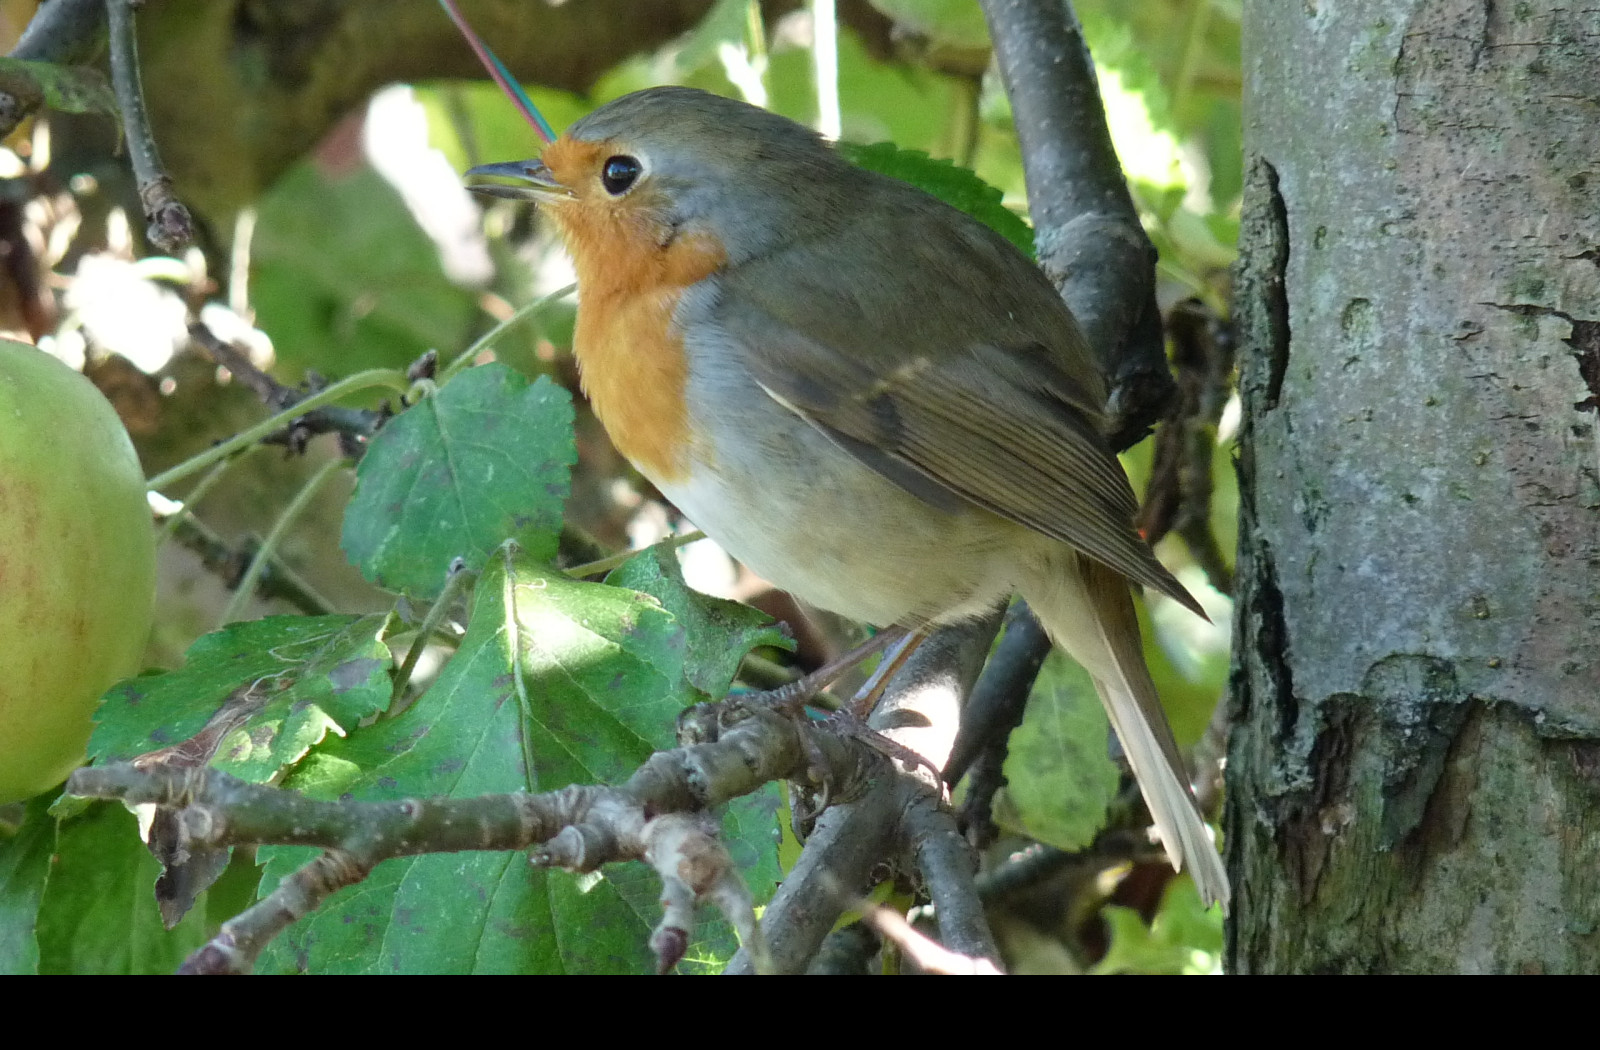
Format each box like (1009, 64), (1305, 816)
(1018, 555), (1231, 912)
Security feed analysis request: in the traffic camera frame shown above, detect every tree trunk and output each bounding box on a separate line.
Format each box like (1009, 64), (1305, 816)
(1228, 0), (1600, 973)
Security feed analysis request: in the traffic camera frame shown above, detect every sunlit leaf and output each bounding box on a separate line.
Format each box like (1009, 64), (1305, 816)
(89, 614), (393, 783)
(256, 549), (741, 974)
(342, 365), (575, 599)
(1091, 877), (1223, 974)
(605, 544), (792, 699)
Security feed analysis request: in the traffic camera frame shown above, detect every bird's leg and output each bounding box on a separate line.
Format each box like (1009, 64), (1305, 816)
(816, 629), (944, 785)
(785, 629), (944, 802)
(734, 628), (910, 797)
(680, 627), (940, 817)
(845, 629), (926, 720)
(753, 627), (908, 713)
(676, 627), (904, 748)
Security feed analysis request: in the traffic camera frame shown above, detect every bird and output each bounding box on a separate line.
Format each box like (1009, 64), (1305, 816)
(467, 85), (1230, 910)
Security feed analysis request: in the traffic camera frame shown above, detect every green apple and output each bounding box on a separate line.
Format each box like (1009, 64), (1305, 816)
(0, 340), (156, 802)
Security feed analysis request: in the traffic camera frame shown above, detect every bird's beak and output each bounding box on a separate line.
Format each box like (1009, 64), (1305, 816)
(464, 159), (573, 202)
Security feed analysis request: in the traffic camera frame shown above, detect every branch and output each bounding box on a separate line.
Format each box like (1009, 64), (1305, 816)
(44, 1), (891, 229)
(903, 794), (998, 962)
(186, 321), (395, 458)
(863, 904), (1003, 975)
(0, 0), (104, 138)
(11, 0), (104, 62)
(946, 602), (1051, 846)
(807, 921), (880, 974)
(161, 513), (335, 617)
(979, 0), (1172, 448)
(104, 0), (193, 252)
(725, 612), (1001, 974)
(67, 695), (888, 974)
(1135, 299), (1238, 596)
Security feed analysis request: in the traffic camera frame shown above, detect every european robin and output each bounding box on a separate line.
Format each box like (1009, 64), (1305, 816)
(468, 86), (1230, 910)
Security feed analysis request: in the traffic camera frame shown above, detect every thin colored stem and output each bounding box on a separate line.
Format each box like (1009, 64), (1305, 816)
(563, 530), (705, 579)
(392, 564), (475, 703)
(218, 457), (345, 626)
(155, 448), (250, 545)
(440, 283), (577, 383)
(146, 368), (413, 494)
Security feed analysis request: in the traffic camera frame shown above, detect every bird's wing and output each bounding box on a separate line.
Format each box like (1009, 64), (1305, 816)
(711, 192), (1199, 613)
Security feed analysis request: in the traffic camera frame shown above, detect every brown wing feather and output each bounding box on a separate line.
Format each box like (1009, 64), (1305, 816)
(712, 181), (1201, 615)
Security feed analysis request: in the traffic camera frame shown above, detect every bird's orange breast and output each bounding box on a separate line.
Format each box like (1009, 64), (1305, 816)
(541, 170), (727, 483)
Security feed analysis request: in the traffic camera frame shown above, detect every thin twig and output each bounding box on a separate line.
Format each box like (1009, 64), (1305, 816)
(725, 613), (1000, 974)
(218, 457), (345, 626)
(945, 601), (1051, 785)
(903, 793), (1000, 962)
(862, 905), (1003, 975)
(187, 322), (394, 456)
(807, 922), (880, 974)
(562, 529), (705, 579)
(1136, 299), (1238, 596)
(391, 561), (475, 702)
(438, 282), (576, 383)
(155, 449), (247, 545)
(104, 0), (193, 252)
(145, 366), (413, 493)
(810, 0), (840, 139)
(69, 694), (877, 974)
(947, 602), (1052, 847)
(11, 0), (103, 62)
(727, 770), (905, 974)
(162, 512), (335, 617)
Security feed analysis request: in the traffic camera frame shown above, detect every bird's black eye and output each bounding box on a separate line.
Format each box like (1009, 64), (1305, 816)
(600, 155), (642, 195)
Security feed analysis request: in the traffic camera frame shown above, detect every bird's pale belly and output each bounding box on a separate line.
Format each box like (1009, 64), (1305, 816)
(652, 391), (1030, 630)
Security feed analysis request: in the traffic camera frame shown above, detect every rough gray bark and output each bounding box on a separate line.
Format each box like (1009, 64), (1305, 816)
(1229, 0), (1600, 972)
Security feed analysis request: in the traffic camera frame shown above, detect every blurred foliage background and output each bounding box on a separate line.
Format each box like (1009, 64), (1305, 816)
(0, 0), (1241, 974)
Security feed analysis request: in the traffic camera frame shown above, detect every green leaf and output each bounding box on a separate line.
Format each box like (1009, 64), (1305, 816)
(251, 163), (478, 379)
(605, 544), (792, 698)
(1075, 0), (1243, 207)
(0, 797), (56, 974)
(1091, 878), (1223, 975)
(865, 0), (991, 48)
(89, 614), (392, 782)
(342, 365), (575, 598)
(0, 59), (116, 117)
(718, 784), (783, 905)
(34, 803), (208, 974)
(767, 29), (951, 155)
(256, 549), (703, 974)
(994, 651), (1119, 851)
(604, 548), (787, 964)
(839, 141), (1034, 255)
(660, 0), (755, 81)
